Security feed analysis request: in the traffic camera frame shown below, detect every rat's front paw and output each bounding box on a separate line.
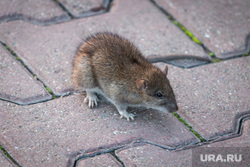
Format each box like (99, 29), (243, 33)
(84, 93), (99, 108)
(119, 112), (135, 121)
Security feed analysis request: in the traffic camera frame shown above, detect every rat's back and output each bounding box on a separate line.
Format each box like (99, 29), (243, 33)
(73, 32), (178, 121)
(84, 32), (150, 70)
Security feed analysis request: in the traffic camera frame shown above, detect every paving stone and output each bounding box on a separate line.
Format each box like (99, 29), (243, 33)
(77, 154), (122, 167)
(192, 119), (250, 167)
(58, 0), (111, 18)
(0, 0), (208, 96)
(154, 56), (250, 140)
(0, 45), (52, 105)
(117, 119), (250, 167)
(0, 152), (17, 167)
(210, 119), (250, 147)
(117, 145), (192, 167)
(0, 94), (198, 167)
(0, 0), (70, 25)
(154, 0), (250, 58)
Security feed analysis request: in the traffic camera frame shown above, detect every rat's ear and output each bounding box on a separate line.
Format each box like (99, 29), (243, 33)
(162, 65), (168, 76)
(136, 79), (149, 90)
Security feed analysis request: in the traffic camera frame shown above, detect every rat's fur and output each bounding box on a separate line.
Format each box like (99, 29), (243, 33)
(73, 32), (178, 121)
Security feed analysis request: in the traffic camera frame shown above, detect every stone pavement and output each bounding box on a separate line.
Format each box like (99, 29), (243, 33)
(0, 0), (249, 167)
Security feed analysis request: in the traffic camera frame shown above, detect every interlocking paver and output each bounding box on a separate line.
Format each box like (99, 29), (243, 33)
(116, 119), (250, 167)
(0, 94), (198, 166)
(210, 119), (250, 147)
(192, 119), (250, 167)
(77, 154), (121, 167)
(0, 152), (17, 167)
(155, 56), (250, 140)
(58, 0), (111, 18)
(117, 145), (192, 167)
(0, 0), (208, 96)
(0, 0), (70, 25)
(154, 0), (250, 58)
(0, 45), (52, 105)
(0, 0), (249, 166)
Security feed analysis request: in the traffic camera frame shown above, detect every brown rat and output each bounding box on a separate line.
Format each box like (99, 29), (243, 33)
(72, 32), (178, 121)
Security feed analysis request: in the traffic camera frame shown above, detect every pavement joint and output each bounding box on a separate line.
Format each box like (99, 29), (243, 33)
(148, 55), (212, 68)
(53, 0), (74, 19)
(0, 38), (211, 106)
(69, 144), (126, 167)
(122, 112), (250, 152)
(55, 0), (112, 19)
(0, 41), (56, 104)
(172, 112), (205, 142)
(0, 13), (70, 26)
(219, 34), (250, 59)
(110, 115), (250, 166)
(71, 136), (200, 166)
(0, 0), (113, 26)
(0, 1), (248, 166)
(69, 135), (199, 167)
(175, 111), (250, 151)
(150, 0), (212, 54)
(150, 0), (250, 63)
(0, 144), (21, 167)
(109, 151), (126, 167)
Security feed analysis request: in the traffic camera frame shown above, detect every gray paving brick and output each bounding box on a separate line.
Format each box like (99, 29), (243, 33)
(0, 94), (198, 167)
(0, 45), (52, 104)
(0, 0), (208, 96)
(77, 154), (122, 167)
(58, 0), (111, 18)
(155, 0), (250, 58)
(154, 56), (250, 140)
(0, 0), (70, 25)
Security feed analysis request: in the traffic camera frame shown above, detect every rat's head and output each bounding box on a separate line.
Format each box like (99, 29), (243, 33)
(136, 65), (178, 113)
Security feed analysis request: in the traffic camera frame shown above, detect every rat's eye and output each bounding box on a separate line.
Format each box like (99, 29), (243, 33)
(156, 92), (163, 98)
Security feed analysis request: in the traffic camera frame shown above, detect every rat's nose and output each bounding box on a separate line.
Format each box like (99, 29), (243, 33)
(168, 102), (178, 112)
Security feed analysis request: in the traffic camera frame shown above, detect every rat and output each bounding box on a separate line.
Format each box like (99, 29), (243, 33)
(72, 32), (178, 121)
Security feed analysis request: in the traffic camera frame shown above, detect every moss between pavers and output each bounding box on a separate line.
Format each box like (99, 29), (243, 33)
(150, 1), (223, 64)
(171, 20), (201, 45)
(3, 43), (35, 77)
(173, 112), (205, 142)
(0, 144), (21, 166)
(242, 52), (249, 56)
(2, 42), (57, 99)
(45, 86), (57, 99)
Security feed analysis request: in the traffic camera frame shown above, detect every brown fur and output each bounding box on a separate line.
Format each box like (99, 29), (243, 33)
(72, 32), (178, 120)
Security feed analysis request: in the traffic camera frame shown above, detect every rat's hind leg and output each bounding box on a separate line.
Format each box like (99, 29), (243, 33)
(73, 54), (96, 91)
(73, 54), (100, 108)
(84, 90), (100, 108)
